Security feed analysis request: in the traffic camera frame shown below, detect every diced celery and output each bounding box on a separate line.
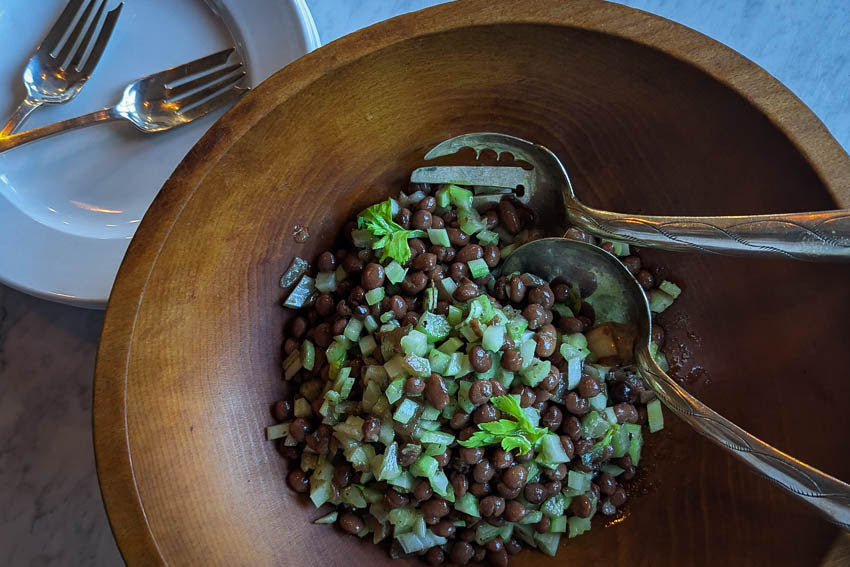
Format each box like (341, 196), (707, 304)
(326, 338), (349, 366)
(351, 228), (378, 248)
(420, 405), (441, 421)
(564, 332), (589, 349)
(385, 261), (407, 284)
(364, 315), (379, 333)
(601, 463), (626, 477)
(343, 318), (363, 342)
(568, 516), (591, 539)
(568, 470), (592, 492)
(365, 287), (385, 306)
(459, 324), (478, 343)
(378, 420), (395, 446)
(499, 523), (515, 542)
(284, 274), (316, 308)
(309, 480), (333, 508)
(420, 430), (455, 445)
(628, 427), (644, 465)
(376, 442), (401, 481)
(506, 317), (528, 341)
(549, 515), (567, 533)
(416, 312), (451, 342)
(444, 352), (462, 377)
(602, 406), (617, 425)
(455, 492), (480, 517)
(372, 395), (391, 417)
(364, 365), (389, 388)
(314, 511), (338, 524)
(380, 310), (395, 323)
(403, 354), (431, 377)
(648, 289), (675, 313)
(427, 228), (451, 247)
(566, 357), (582, 389)
(476, 230), (499, 246)
(458, 206), (486, 235)
(342, 485), (368, 508)
(541, 494), (565, 518)
(474, 295), (496, 323)
(396, 531), (448, 554)
(300, 340), (316, 371)
(539, 433), (570, 464)
(475, 522), (503, 544)
(388, 471), (415, 492)
(588, 392), (607, 411)
(520, 359), (551, 387)
(581, 411), (609, 439)
(385, 377), (406, 404)
(413, 516), (427, 538)
(455, 354), (472, 378)
(428, 348), (450, 375)
(448, 184), (474, 209)
(294, 397), (312, 418)
(438, 337), (464, 354)
(265, 422), (289, 440)
(447, 305), (463, 326)
(394, 399), (420, 424)
(534, 532), (561, 556)
(384, 356), (408, 380)
(435, 185), (451, 208)
(457, 381), (474, 413)
(424, 443), (447, 457)
(418, 419), (441, 432)
(519, 340), (537, 369)
(482, 324), (505, 352)
(411, 455), (439, 478)
(468, 258), (490, 279)
(647, 399), (664, 433)
(401, 330), (428, 356)
(658, 280), (682, 298)
(359, 335), (377, 357)
(315, 271), (337, 293)
(429, 470), (450, 498)
(552, 303), (574, 318)
(518, 510), (542, 526)
(280, 257), (309, 288)
(283, 349), (302, 380)
(497, 368), (515, 389)
(612, 424), (629, 458)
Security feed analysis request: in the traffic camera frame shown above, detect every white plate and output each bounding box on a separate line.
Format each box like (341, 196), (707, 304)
(0, 0), (320, 308)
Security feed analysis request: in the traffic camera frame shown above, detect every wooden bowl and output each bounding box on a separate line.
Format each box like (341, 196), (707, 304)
(94, 1), (850, 565)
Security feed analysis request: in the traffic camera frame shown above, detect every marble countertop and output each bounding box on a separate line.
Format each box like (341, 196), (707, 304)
(0, 1), (847, 565)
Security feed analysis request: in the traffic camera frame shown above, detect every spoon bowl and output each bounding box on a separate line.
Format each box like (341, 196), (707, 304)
(502, 237), (850, 527)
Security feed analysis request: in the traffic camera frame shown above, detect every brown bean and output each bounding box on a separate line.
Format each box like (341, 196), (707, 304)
(565, 391), (590, 416)
(496, 482), (522, 500)
(451, 472), (468, 498)
(362, 417), (380, 442)
(469, 482), (491, 497)
(409, 238), (427, 258)
(611, 486), (628, 506)
(505, 538), (522, 555)
(485, 538), (504, 553)
(451, 542), (475, 565)
(469, 346), (493, 373)
(534, 324), (557, 357)
(450, 411), (470, 430)
(454, 283), (480, 302)
(447, 228), (470, 247)
(412, 209), (433, 230)
(534, 516), (550, 534)
(342, 254), (364, 273)
(272, 399), (293, 422)
(600, 241), (616, 254)
(574, 439), (593, 456)
(431, 215), (445, 229)
(316, 251), (336, 273)
(559, 436), (575, 460)
(384, 488), (409, 509)
(484, 209), (499, 229)
(338, 513), (364, 535)
(558, 316), (584, 334)
(614, 403), (639, 423)
(498, 200), (522, 234)
(402, 312), (420, 327)
(404, 376), (426, 396)
(414, 480), (433, 501)
(539, 367), (559, 392)
(480, 495), (505, 518)
(473, 403), (498, 424)
(501, 465), (527, 489)
(361, 263), (385, 290)
(426, 547), (445, 567)
(564, 227), (589, 242)
(522, 303), (546, 330)
(489, 379), (507, 397)
(401, 271), (428, 295)
(413, 252), (436, 272)
(545, 463), (568, 482)
(501, 348), (523, 371)
(621, 466), (637, 481)
(432, 519), (456, 538)
(490, 449), (514, 470)
(434, 448), (451, 468)
(283, 338), (299, 355)
(395, 207), (412, 228)
(651, 323), (666, 347)
(469, 378), (493, 406)
(579, 375), (601, 399)
(528, 285), (555, 309)
(417, 195), (437, 212)
(571, 495), (593, 518)
(287, 469), (310, 493)
(314, 293), (334, 316)
(507, 275), (526, 303)
(422, 497), (450, 518)
(637, 269), (655, 290)
(460, 446), (485, 465)
(502, 500), (527, 524)
(562, 416), (582, 440)
(598, 473), (617, 496)
(448, 262), (469, 283)
(425, 373), (450, 410)
(622, 255), (641, 275)
(492, 276), (508, 302)
(456, 244), (483, 264)
(541, 405), (563, 431)
(514, 385), (535, 408)
(473, 460), (495, 483)
(288, 417), (312, 442)
(482, 245), (500, 268)
(289, 316), (307, 339)
(524, 483), (546, 504)
(331, 317), (348, 336)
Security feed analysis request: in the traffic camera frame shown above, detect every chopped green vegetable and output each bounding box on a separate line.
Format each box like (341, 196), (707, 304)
(315, 271), (337, 293)
(454, 492), (480, 518)
(365, 287), (385, 306)
(549, 515), (567, 533)
(356, 198), (426, 265)
(359, 335), (377, 357)
(265, 422), (289, 440)
(385, 261), (407, 284)
(402, 354), (431, 377)
(520, 359), (551, 387)
(385, 377), (406, 404)
(459, 395), (549, 454)
(420, 430), (455, 445)
(447, 185), (473, 209)
(300, 340), (315, 371)
(648, 289), (675, 313)
(363, 315), (379, 333)
(647, 399), (664, 432)
(416, 312), (451, 342)
(280, 257), (308, 288)
(534, 532), (561, 556)
(567, 470), (591, 492)
(568, 516), (591, 539)
(658, 280), (682, 298)
(538, 433), (570, 464)
(458, 206), (487, 235)
(283, 274), (315, 309)
(428, 348), (450, 375)
(467, 258), (490, 279)
(313, 511), (338, 524)
(447, 305), (463, 326)
(476, 230), (499, 246)
(294, 397), (312, 418)
(343, 318), (363, 342)
(401, 330), (428, 356)
(427, 228), (451, 247)
(410, 454), (439, 478)
(393, 399), (420, 424)
(482, 324), (505, 352)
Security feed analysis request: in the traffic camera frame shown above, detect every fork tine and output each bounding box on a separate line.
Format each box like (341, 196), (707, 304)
(79, 3), (122, 75)
(69, 0), (106, 69)
(179, 86), (247, 122)
(172, 71), (246, 110)
(153, 48), (236, 84)
(55, 0), (97, 65)
(165, 63), (243, 99)
(41, 0), (86, 53)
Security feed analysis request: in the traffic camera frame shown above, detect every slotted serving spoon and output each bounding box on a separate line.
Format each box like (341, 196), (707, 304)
(419, 132), (850, 261)
(500, 237), (850, 528)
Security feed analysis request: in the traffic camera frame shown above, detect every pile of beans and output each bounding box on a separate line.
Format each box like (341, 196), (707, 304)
(271, 182), (670, 567)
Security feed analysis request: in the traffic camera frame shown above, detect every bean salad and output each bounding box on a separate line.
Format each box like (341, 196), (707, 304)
(268, 180), (679, 566)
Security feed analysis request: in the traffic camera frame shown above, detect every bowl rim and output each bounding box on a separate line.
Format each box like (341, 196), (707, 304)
(93, 0), (850, 564)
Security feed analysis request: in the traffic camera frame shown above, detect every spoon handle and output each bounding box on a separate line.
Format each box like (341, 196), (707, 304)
(568, 202), (850, 261)
(637, 347), (850, 529)
(0, 108), (120, 153)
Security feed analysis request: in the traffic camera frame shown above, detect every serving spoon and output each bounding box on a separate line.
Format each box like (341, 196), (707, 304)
(499, 237), (850, 528)
(421, 132), (850, 261)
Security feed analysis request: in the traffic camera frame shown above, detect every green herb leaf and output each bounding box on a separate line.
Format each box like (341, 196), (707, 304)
(458, 431), (499, 448)
(460, 396), (549, 454)
(501, 436), (532, 454)
(479, 419), (522, 436)
(357, 199), (427, 265)
(357, 199), (401, 236)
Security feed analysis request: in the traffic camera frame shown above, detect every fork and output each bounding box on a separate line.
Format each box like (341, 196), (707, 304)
(0, 0), (123, 136)
(0, 49), (247, 153)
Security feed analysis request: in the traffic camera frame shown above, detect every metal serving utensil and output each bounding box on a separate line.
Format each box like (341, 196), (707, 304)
(501, 237), (850, 528)
(417, 132), (850, 261)
(1, 0), (123, 136)
(0, 49), (246, 153)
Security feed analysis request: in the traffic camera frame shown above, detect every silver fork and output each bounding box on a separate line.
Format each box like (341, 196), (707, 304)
(0, 49), (247, 153)
(0, 0), (123, 136)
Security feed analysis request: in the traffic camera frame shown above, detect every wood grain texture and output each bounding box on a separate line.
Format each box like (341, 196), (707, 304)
(93, 0), (850, 565)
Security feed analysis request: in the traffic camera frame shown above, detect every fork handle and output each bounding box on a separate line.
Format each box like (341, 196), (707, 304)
(0, 108), (120, 153)
(636, 347), (850, 529)
(0, 99), (43, 137)
(568, 201), (850, 261)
